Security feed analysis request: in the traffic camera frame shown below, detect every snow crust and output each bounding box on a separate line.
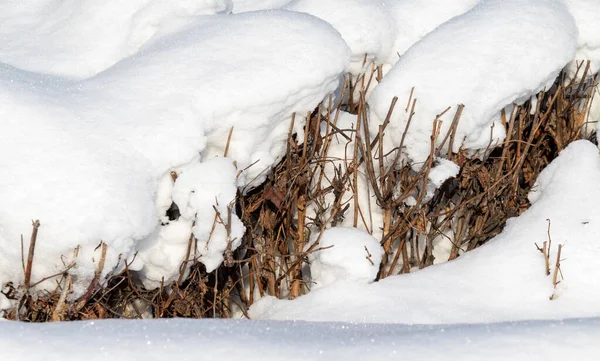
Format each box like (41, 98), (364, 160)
(251, 140), (600, 324)
(0, 9), (350, 298)
(306, 227), (383, 289)
(369, 0), (578, 166)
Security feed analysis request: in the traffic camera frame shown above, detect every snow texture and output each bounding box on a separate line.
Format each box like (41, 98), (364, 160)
(284, 0), (397, 75)
(231, 0), (291, 13)
(0, 0), (233, 79)
(306, 227), (383, 289)
(0, 9), (350, 299)
(251, 140), (600, 324)
(428, 159), (460, 189)
(383, 0), (479, 65)
(563, 0), (600, 77)
(135, 158), (245, 289)
(1, 318), (600, 361)
(369, 0), (578, 167)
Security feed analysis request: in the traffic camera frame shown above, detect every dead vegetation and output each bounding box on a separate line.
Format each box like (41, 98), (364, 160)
(2, 63), (597, 321)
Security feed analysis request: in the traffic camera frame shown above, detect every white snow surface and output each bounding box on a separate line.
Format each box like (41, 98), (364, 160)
(369, 0), (578, 166)
(428, 159), (460, 189)
(284, 0), (397, 75)
(135, 158), (245, 289)
(0, 0), (233, 79)
(563, 0), (600, 77)
(251, 140), (600, 324)
(231, 0), (292, 13)
(383, 0), (479, 65)
(0, 1), (599, 358)
(0, 9), (350, 298)
(306, 227), (383, 289)
(1, 318), (600, 361)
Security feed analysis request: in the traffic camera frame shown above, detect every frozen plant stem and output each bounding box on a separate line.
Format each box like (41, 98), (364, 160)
(24, 220), (41, 289)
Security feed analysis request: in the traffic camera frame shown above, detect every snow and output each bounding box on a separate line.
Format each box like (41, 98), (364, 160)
(231, 0), (291, 13)
(251, 140), (600, 324)
(284, 0), (397, 75)
(383, 0), (478, 65)
(1, 0), (600, 359)
(308, 110), (384, 239)
(305, 227), (383, 289)
(135, 157), (245, 288)
(1, 317), (600, 361)
(563, 0), (600, 77)
(369, 0), (578, 166)
(0, 9), (350, 298)
(428, 159), (460, 189)
(0, 0), (233, 79)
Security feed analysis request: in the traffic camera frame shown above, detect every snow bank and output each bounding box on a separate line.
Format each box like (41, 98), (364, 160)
(0, 0), (233, 79)
(284, 0), (397, 75)
(2, 318), (600, 361)
(0, 10), (350, 300)
(251, 140), (600, 324)
(383, 0), (478, 65)
(564, 0), (600, 77)
(306, 227), (383, 289)
(369, 0), (578, 166)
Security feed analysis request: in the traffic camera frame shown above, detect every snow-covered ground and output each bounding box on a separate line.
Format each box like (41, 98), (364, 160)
(2, 317), (600, 361)
(1, 0), (600, 359)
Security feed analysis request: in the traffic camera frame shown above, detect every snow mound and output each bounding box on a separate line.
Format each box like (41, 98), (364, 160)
(251, 140), (600, 324)
(284, 0), (397, 75)
(0, 0), (233, 79)
(306, 227), (383, 289)
(369, 0), (578, 166)
(564, 0), (600, 77)
(0, 10), (350, 299)
(383, 0), (478, 65)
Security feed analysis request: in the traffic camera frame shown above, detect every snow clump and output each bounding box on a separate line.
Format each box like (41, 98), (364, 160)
(134, 158), (245, 289)
(305, 227), (383, 289)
